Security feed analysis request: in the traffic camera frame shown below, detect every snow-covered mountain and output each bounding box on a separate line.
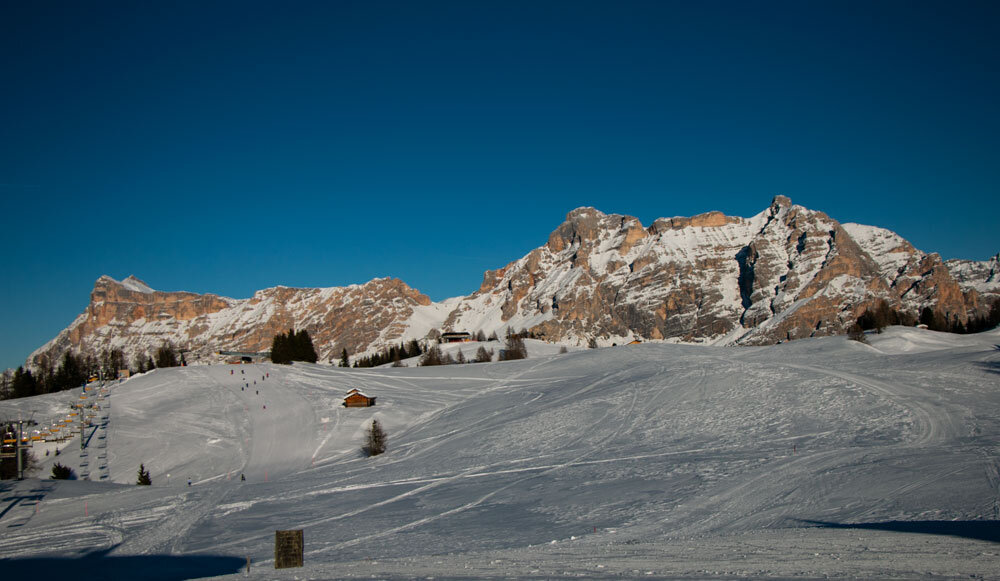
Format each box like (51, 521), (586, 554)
(27, 197), (998, 368)
(448, 196), (997, 348)
(30, 275), (433, 367)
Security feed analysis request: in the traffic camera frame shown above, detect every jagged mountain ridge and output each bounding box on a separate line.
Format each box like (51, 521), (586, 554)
(28, 196), (998, 367)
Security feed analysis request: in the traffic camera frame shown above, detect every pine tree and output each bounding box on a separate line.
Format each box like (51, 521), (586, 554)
(391, 350), (405, 367)
(271, 329), (318, 364)
(473, 346), (494, 363)
(271, 331), (290, 364)
(51, 462), (75, 480)
(54, 351), (86, 392)
(419, 346), (445, 366)
(499, 334), (527, 361)
(155, 343), (179, 368)
(0, 369), (12, 400)
(12, 366), (38, 399)
(34, 353), (54, 394)
(339, 348), (350, 368)
(136, 463), (152, 485)
(294, 330), (318, 363)
(847, 323), (868, 343)
(132, 353), (148, 374)
(363, 419), (387, 456)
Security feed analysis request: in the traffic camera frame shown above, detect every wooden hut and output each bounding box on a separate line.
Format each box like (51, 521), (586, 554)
(343, 388), (376, 407)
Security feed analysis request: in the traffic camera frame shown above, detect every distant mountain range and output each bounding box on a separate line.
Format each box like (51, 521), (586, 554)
(28, 196), (999, 368)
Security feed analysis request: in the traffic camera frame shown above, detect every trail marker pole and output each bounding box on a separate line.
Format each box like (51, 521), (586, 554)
(15, 418), (23, 480)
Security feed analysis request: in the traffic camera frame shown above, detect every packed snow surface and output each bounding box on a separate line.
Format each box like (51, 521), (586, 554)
(2, 328), (999, 579)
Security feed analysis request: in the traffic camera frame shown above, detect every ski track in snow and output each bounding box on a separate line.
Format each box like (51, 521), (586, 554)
(2, 328), (1000, 579)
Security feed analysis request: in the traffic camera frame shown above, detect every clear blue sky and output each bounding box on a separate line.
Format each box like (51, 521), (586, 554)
(1, 0), (997, 371)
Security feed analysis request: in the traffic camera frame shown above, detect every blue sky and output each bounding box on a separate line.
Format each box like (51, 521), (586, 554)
(1, 0), (997, 371)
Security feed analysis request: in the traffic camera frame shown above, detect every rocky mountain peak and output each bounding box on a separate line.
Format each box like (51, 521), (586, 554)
(770, 194), (792, 211)
(25, 199), (999, 370)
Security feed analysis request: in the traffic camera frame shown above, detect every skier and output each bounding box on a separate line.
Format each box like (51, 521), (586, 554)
(187, 478), (192, 486)
(241, 473), (245, 482)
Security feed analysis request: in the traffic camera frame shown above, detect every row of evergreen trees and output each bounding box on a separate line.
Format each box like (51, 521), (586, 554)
(1, 344), (185, 401)
(417, 344), (497, 366)
(350, 340), (425, 368)
(857, 299), (1000, 335)
(270, 329), (318, 365)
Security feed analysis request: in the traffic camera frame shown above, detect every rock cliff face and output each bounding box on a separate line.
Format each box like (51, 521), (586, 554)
(27, 197), (998, 368)
(30, 275), (432, 367)
(444, 196), (997, 346)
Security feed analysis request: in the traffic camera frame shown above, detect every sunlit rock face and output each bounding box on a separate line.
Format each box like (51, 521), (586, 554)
(27, 198), (997, 368)
(30, 275), (432, 367)
(446, 196), (996, 346)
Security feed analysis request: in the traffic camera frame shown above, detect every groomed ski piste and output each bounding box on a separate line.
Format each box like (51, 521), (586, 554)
(2, 327), (999, 579)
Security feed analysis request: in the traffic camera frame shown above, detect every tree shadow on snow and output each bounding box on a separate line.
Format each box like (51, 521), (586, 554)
(0, 481), (55, 524)
(976, 356), (1000, 375)
(799, 519), (1000, 544)
(0, 547), (245, 580)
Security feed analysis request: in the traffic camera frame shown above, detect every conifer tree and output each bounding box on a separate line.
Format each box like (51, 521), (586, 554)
(391, 350), (405, 367)
(51, 462), (75, 480)
(339, 348), (350, 368)
(847, 323), (868, 343)
(54, 351), (86, 391)
(271, 329), (318, 364)
(12, 366), (38, 399)
(294, 330), (318, 363)
(363, 419), (387, 456)
(136, 463), (152, 485)
(271, 331), (290, 364)
(419, 346), (445, 366)
(155, 343), (179, 368)
(499, 334), (527, 361)
(0, 369), (12, 400)
(473, 346), (494, 363)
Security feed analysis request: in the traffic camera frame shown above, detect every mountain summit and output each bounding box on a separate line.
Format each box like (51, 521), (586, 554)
(28, 198), (998, 367)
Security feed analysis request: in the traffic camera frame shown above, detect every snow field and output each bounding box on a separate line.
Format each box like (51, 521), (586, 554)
(1, 327), (999, 579)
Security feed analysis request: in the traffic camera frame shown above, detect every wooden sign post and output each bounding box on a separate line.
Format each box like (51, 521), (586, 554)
(274, 529), (304, 569)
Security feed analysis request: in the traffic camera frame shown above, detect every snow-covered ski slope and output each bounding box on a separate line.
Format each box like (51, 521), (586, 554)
(2, 327), (999, 579)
